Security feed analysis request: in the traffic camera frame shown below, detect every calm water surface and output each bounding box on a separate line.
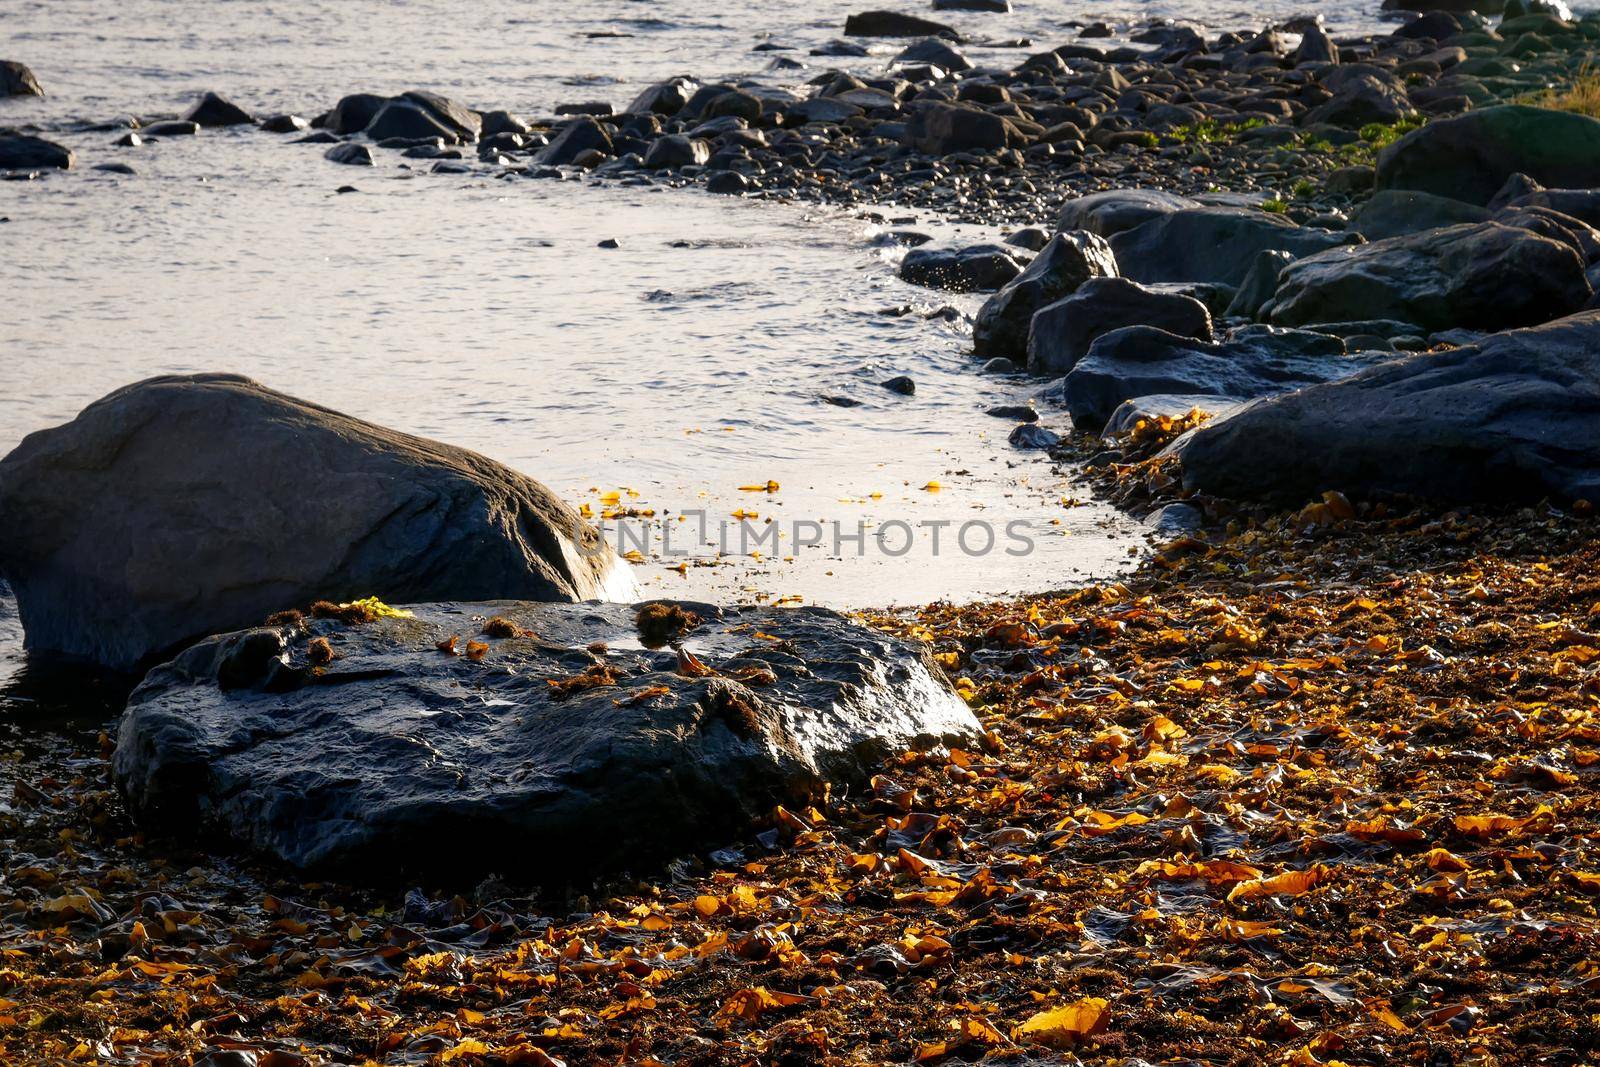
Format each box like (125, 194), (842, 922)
(0, 0), (1418, 695)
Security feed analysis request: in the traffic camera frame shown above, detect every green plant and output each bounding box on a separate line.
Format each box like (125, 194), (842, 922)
(1260, 198), (1289, 214)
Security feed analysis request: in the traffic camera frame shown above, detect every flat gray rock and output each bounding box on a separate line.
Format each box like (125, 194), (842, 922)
(1176, 310), (1600, 505)
(113, 600), (979, 883)
(0, 374), (633, 671)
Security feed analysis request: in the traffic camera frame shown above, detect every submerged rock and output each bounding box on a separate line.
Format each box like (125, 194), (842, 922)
(899, 242), (1028, 291)
(0, 374), (633, 671)
(1063, 325), (1372, 430)
(1177, 310), (1600, 504)
(183, 91), (255, 127)
(0, 133), (73, 170)
(973, 231), (1117, 360)
(324, 141), (374, 166)
(1265, 221), (1591, 333)
(1027, 277), (1213, 376)
(1375, 105), (1600, 207)
(113, 600), (978, 883)
(1, 60), (44, 97)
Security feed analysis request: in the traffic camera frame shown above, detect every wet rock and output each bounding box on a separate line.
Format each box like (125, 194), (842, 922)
(1101, 393), (1244, 438)
(705, 170), (750, 194)
(973, 232), (1118, 361)
(1177, 310), (1600, 504)
(644, 134), (710, 169)
(786, 97), (864, 124)
(324, 93), (390, 135)
(1376, 105), (1600, 207)
(903, 102), (1022, 155)
(1349, 189), (1490, 241)
(1, 60), (45, 97)
(556, 102), (614, 117)
(894, 38), (973, 72)
(482, 110), (531, 138)
(0, 133), (73, 170)
(844, 11), (958, 38)
(534, 116), (613, 166)
(1057, 189), (1200, 237)
(627, 77), (699, 116)
(113, 600), (978, 883)
(365, 101), (458, 143)
(899, 242), (1027, 291)
(294, 130), (341, 145)
(397, 90), (481, 143)
(1064, 325), (1369, 430)
(1291, 25), (1340, 65)
(1008, 423), (1059, 449)
(1109, 207), (1352, 288)
(1265, 221), (1591, 333)
(92, 162), (136, 175)
(114, 132), (143, 147)
(142, 120), (200, 137)
(1004, 227), (1050, 252)
(933, 0), (1008, 9)
(260, 113), (309, 134)
(324, 142), (374, 166)
(1504, 0), (1572, 18)
(0, 374), (633, 671)
(986, 404), (1037, 422)
(981, 358), (1018, 374)
(1028, 277), (1213, 376)
(183, 91), (255, 127)
(1490, 175), (1600, 229)
(1225, 251), (1296, 320)
(880, 375), (916, 395)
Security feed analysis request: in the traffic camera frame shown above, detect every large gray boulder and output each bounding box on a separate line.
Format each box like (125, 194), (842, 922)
(1, 61), (45, 97)
(1027, 277), (1213, 376)
(1375, 105), (1600, 207)
(1108, 207), (1353, 287)
(0, 374), (633, 671)
(1063, 325), (1376, 430)
(1349, 189), (1490, 241)
(1056, 189), (1199, 237)
(113, 600), (979, 883)
(899, 242), (1028, 291)
(1264, 221), (1591, 333)
(972, 232), (1117, 360)
(0, 132), (72, 170)
(1176, 311), (1600, 504)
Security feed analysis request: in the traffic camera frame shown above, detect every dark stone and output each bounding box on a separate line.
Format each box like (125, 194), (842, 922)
(899, 242), (1028, 291)
(0, 133), (73, 170)
(556, 102), (614, 116)
(364, 101), (458, 143)
(1064, 325), (1370, 430)
(1109, 207), (1353, 287)
(644, 134), (710, 169)
(93, 162), (136, 175)
(1349, 189), (1490, 240)
(893, 37), (973, 72)
(1008, 423), (1059, 449)
(844, 10), (958, 37)
(1177, 310), (1600, 504)
(1292, 25), (1340, 65)
(1, 60), (45, 97)
(1027, 277), (1214, 376)
(1057, 189), (1199, 237)
(903, 102), (1021, 155)
(1376, 105), (1600, 207)
(0, 374), (633, 671)
(705, 170), (750, 194)
(324, 142), (375, 166)
(932, 0), (1008, 9)
(397, 90), (481, 142)
(786, 97), (864, 124)
(1302, 75), (1414, 128)
(142, 120), (200, 137)
(183, 91), (255, 127)
(973, 232), (1118, 361)
(325, 94), (390, 135)
(113, 600), (978, 883)
(534, 116), (613, 166)
(881, 375), (916, 395)
(1225, 250), (1295, 320)
(1265, 221), (1591, 333)
(627, 78), (699, 116)
(260, 114), (309, 134)
(986, 404), (1037, 421)
(482, 111), (531, 138)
